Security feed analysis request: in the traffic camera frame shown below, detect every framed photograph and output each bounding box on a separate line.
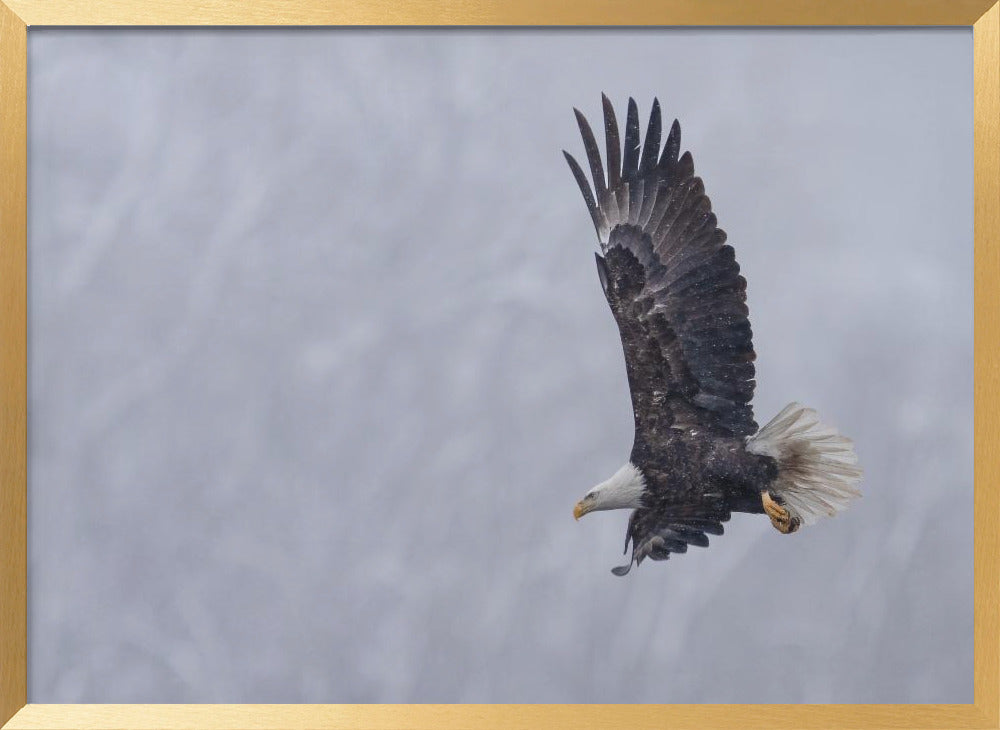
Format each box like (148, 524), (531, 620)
(1, 1), (997, 728)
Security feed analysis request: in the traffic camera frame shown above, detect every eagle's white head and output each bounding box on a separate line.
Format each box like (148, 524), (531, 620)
(573, 462), (647, 519)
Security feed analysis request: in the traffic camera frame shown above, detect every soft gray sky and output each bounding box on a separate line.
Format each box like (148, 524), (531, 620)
(28, 28), (972, 703)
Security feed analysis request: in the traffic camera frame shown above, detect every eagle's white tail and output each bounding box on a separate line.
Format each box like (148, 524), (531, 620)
(746, 402), (862, 527)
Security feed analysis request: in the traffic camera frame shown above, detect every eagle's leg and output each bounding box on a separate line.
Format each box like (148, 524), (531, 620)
(762, 491), (800, 534)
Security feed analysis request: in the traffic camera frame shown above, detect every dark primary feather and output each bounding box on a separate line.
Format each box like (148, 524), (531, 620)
(565, 95), (760, 571)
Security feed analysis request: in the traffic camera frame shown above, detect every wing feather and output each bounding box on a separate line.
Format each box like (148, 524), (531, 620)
(563, 150), (611, 243)
(639, 98), (662, 176)
(622, 98), (642, 181)
(573, 108), (608, 207)
(603, 93), (622, 191)
(660, 118), (681, 169)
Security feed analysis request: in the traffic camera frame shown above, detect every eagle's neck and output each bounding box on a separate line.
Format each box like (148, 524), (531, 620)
(590, 462), (647, 511)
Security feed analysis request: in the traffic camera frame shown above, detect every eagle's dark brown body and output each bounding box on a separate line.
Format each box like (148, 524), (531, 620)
(597, 225), (779, 571)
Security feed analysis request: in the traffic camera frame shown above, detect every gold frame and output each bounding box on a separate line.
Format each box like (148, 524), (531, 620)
(1, 1), (997, 727)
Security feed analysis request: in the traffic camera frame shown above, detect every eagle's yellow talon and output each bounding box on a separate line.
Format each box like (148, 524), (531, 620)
(762, 491), (799, 534)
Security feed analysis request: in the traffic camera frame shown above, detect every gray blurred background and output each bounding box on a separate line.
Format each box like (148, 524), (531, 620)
(27, 28), (972, 703)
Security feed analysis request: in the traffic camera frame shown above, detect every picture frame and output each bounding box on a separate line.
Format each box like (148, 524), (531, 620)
(1, 1), (997, 727)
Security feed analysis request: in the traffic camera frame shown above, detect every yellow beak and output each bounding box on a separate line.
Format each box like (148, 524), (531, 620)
(573, 501), (588, 520)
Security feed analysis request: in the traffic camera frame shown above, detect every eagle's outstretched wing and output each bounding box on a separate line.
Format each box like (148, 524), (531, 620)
(614, 506), (730, 576)
(564, 95), (757, 442)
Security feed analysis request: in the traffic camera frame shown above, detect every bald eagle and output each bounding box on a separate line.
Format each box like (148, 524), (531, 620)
(565, 96), (862, 575)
